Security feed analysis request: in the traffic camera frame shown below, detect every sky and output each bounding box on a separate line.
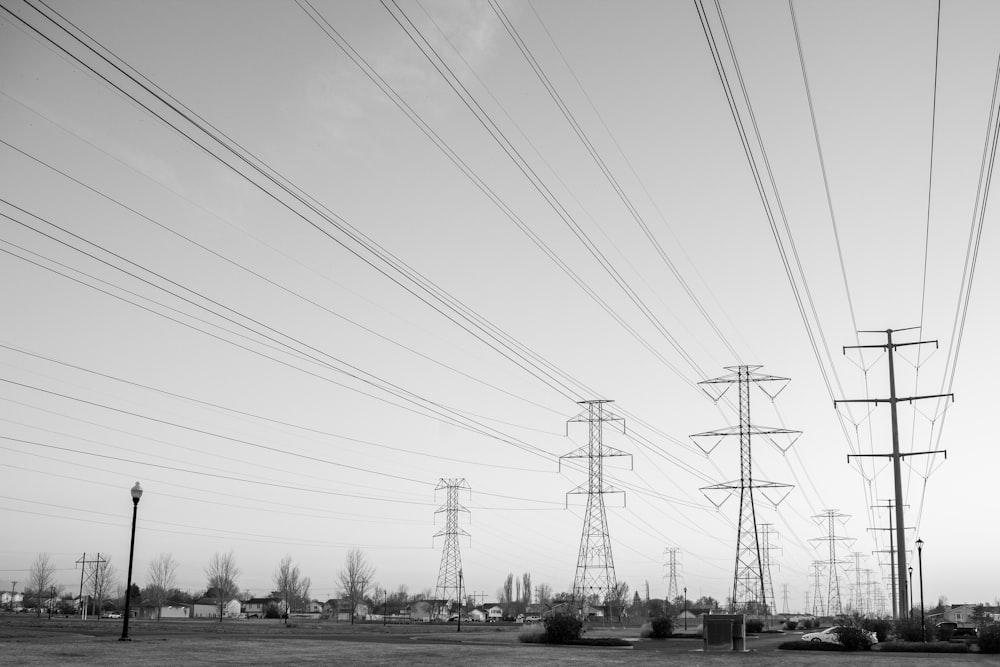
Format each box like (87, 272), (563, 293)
(1, 0), (998, 614)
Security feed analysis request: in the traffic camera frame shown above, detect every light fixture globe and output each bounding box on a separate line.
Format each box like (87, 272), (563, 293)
(131, 482), (143, 504)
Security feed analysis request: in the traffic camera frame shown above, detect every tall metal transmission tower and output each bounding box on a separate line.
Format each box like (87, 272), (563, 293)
(870, 499), (903, 618)
(690, 365), (799, 615)
(810, 509), (851, 617)
(781, 583), (790, 615)
(760, 523), (780, 618)
(848, 552), (867, 615)
(836, 328), (951, 619)
(433, 479), (470, 607)
(561, 400), (630, 611)
(664, 548), (680, 602)
(810, 560), (825, 616)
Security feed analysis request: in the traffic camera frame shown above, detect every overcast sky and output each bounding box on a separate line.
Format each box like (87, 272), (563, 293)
(1, 0), (998, 613)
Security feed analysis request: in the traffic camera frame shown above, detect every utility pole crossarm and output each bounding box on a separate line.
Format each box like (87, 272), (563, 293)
(847, 450), (947, 463)
(898, 393), (954, 403)
(834, 392), (953, 406)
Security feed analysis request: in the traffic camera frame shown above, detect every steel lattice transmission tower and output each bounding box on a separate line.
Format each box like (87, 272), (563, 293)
(810, 560), (825, 616)
(690, 365), (799, 615)
(433, 479), (470, 607)
(561, 400), (630, 610)
(664, 548), (680, 602)
(760, 523), (780, 617)
(810, 509), (852, 617)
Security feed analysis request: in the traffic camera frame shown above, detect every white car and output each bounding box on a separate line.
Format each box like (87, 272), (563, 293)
(801, 626), (877, 645)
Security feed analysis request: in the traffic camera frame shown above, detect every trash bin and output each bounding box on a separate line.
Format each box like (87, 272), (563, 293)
(702, 613), (746, 651)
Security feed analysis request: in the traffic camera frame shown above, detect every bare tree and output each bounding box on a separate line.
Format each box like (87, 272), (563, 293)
(88, 558), (119, 618)
(145, 553), (178, 620)
(337, 548), (374, 624)
(608, 581), (630, 621)
(522, 573), (532, 607)
(535, 583), (553, 605)
(205, 551), (240, 622)
(28, 553), (56, 617)
(273, 555), (311, 612)
(501, 573), (514, 618)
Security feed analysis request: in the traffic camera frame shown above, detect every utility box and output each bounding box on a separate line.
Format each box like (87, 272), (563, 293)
(702, 613), (746, 651)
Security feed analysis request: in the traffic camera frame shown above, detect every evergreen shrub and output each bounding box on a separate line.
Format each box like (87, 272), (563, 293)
(648, 616), (672, 639)
(979, 623), (1000, 654)
(543, 613), (583, 644)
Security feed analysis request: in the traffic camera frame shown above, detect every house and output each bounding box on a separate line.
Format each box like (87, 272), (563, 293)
(485, 604), (503, 621)
(155, 604), (191, 619)
(943, 604), (1000, 624)
(192, 598), (241, 618)
(325, 598), (368, 622)
(407, 600), (437, 623)
(304, 600), (323, 613)
(467, 608), (487, 622)
(1, 591), (24, 610)
(242, 596), (281, 618)
(942, 604), (975, 623)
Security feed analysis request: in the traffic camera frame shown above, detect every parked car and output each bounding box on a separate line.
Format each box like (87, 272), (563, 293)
(104, 612), (122, 619)
(802, 626), (877, 645)
(936, 621), (978, 639)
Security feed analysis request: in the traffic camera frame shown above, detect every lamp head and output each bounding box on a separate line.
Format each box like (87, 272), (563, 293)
(131, 481), (143, 504)
(916, 538), (924, 550)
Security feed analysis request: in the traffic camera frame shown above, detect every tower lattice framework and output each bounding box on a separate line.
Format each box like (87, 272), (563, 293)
(433, 478), (470, 607)
(809, 509), (850, 617)
(810, 560), (825, 616)
(760, 523), (779, 616)
(690, 365), (799, 615)
(561, 400), (630, 611)
(664, 548), (680, 602)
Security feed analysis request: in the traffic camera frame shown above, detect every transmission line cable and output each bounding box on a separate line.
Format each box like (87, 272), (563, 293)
(489, 0), (743, 366)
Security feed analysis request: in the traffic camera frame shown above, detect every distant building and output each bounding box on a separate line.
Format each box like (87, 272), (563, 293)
(1, 591), (24, 610)
(242, 596), (281, 618)
(192, 598), (241, 618)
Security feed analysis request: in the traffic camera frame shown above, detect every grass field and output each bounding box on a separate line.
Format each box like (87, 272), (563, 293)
(2, 615), (997, 665)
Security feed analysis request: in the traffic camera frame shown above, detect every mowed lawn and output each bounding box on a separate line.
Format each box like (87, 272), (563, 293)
(1, 616), (995, 666)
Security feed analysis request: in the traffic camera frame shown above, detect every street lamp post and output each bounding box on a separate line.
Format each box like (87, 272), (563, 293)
(907, 567), (913, 619)
(383, 589), (387, 626)
(916, 538), (925, 642)
(684, 587), (688, 631)
(120, 482), (142, 641)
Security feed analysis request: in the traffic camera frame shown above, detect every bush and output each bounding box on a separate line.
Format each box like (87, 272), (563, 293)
(979, 623), (1000, 654)
(784, 619), (798, 631)
(542, 613), (583, 644)
(648, 616), (672, 639)
(860, 617), (891, 643)
(745, 619), (764, 633)
(936, 623), (955, 641)
(778, 640), (844, 651)
(833, 626), (873, 651)
(264, 607), (281, 619)
(894, 617), (930, 642)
